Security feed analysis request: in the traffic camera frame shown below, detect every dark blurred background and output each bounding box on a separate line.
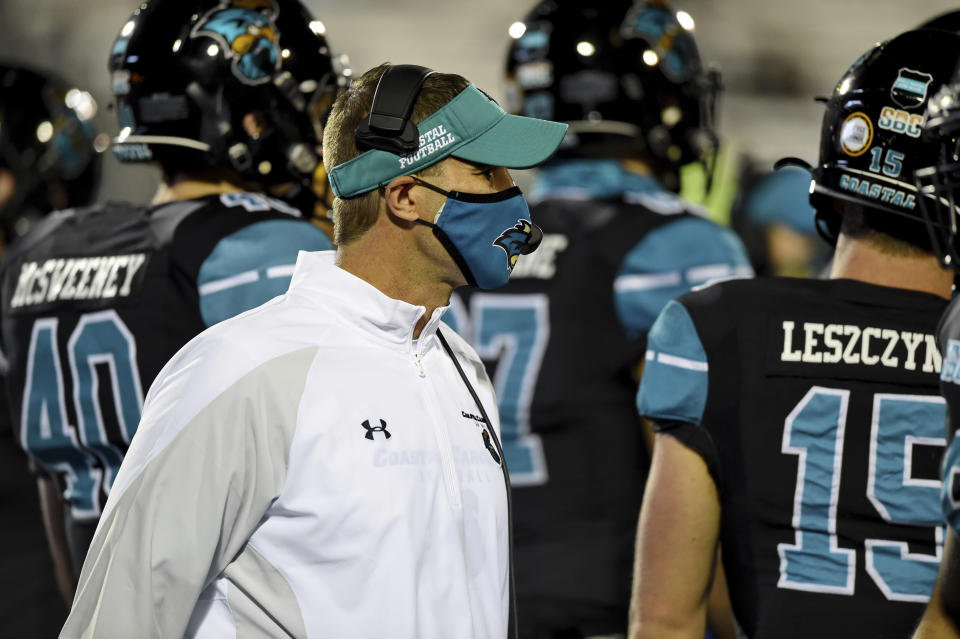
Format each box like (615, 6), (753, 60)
(0, 0), (956, 203)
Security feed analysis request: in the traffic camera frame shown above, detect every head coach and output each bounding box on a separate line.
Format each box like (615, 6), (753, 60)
(60, 63), (566, 639)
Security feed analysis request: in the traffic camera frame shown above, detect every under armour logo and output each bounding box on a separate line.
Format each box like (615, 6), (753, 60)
(361, 419), (391, 440)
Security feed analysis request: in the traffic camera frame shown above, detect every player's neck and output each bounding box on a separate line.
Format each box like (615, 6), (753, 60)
(151, 171), (250, 204)
(830, 233), (953, 300)
(620, 158), (654, 176)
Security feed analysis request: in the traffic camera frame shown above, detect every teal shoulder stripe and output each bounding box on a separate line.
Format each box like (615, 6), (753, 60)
(636, 300), (709, 425)
(198, 220), (333, 327)
(615, 218), (752, 337)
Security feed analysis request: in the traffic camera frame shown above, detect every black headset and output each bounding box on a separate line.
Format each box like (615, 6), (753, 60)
(355, 64), (435, 155)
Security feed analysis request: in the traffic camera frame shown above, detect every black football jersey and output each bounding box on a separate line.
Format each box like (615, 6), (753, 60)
(448, 160), (752, 636)
(0, 192), (332, 573)
(638, 277), (949, 639)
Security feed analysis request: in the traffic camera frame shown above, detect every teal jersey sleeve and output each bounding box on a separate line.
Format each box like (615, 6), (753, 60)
(614, 217), (752, 338)
(198, 219), (333, 327)
(636, 299), (709, 425)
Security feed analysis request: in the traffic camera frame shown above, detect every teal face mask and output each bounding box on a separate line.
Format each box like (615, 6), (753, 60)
(412, 177), (542, 289)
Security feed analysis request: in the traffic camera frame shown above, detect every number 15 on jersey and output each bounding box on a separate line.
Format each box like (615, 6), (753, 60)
(779, 387), (945, 602)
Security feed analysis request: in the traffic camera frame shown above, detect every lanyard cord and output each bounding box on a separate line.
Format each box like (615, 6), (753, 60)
(436, 328), (518, 639)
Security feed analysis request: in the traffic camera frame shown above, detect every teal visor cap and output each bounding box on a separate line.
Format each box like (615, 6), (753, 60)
(328, 84), (569, 199)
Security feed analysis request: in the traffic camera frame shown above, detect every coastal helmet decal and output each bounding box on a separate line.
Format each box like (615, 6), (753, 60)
(891, 67), (934, 110)
(495, 219), (537, 268)
(191, 0), (282, 85)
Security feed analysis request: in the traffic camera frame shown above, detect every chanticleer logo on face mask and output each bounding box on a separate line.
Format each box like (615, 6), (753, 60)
(494, 220), (538, 268)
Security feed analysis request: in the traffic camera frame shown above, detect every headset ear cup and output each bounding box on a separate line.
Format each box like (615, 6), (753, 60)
(354, 65), (434, 155)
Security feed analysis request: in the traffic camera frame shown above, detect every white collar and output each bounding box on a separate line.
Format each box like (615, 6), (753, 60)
(287, 250), (449, 348)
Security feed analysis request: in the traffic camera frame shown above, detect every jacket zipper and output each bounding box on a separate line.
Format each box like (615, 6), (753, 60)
(414, 340), (463, 510)
(413, 350), (425, 377)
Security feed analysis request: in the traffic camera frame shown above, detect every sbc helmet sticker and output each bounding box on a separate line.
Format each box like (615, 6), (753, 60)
(877, 106), (924, 138)
(840, 111), (873, 157)
(191, 0), (282, 85)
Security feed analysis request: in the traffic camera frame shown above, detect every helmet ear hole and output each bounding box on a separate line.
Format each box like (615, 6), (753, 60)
(242, 111), (270, 140)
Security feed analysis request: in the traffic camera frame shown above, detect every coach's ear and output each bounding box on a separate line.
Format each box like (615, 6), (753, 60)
(383, 175), (439, 227)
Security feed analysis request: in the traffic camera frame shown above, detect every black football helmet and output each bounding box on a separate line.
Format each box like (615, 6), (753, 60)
(505, 0), (719, 173)
(917, 10), (960, 33)
(108, 0), (347, 209)
(0, 64), (101, 242)
(810, 29), (960, 248)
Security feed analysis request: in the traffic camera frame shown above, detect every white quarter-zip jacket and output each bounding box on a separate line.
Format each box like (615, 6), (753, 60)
(60, 250), (509, 639)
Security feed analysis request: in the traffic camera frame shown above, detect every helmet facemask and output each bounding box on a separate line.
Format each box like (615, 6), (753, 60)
(915, 86), (960, 269)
